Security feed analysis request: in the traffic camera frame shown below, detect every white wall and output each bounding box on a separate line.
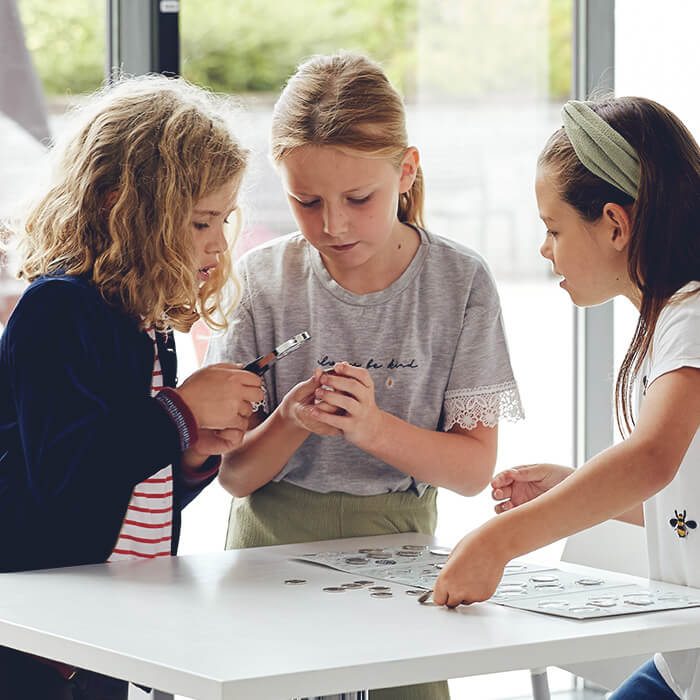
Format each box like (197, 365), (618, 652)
(615, 0), (700, 135)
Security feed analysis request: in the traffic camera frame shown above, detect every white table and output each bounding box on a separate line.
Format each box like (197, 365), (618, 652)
(1, 533), (700, 699)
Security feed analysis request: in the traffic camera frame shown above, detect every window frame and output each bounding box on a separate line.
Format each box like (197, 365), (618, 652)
(572, 0), (616, 466)
(106, 0), (179, 80)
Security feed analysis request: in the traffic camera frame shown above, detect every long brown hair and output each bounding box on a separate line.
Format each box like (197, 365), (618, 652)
(269, 51), (424, 227)
(539, 97), (700, 435)
(19, 75), (249, 332)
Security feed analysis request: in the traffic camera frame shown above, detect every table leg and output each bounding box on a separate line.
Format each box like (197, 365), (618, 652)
(530, 667), (551, 700)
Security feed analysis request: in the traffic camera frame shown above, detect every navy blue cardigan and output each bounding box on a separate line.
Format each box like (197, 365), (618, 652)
(0, 274), (214, 572)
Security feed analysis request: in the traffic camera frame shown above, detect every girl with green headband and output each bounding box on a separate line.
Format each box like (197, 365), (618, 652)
(434, 96), (700, 700)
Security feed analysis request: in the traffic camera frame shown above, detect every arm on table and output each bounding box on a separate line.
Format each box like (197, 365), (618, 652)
(434, 366), (700, 606)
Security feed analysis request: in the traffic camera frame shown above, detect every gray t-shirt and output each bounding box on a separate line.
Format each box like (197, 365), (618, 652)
(205, 227), (523, 496)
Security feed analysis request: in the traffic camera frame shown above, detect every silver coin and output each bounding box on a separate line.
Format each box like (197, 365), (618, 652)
(371, 591), (393, 598)
(429, 547), (451, 556)
(357, 548), (380, 553)
(623, 594), (654, 606)
(405, 589), (425, 596)
(587, 597), (618, 607)
(374, 559), (396, 565)
(537, 600), (569, 610)
(401, 544), (428, 551)
(418, 590), (433, 604)
(493, 591), (527, 599)
(575, 577), (604, 586)
(341, 583), (365, 589)
(353, 580), (374, 586)
(322, 586), (346, 593)
(284, 579), (307, 585)
(368, 585), (391, 592)
(367, 552), (392, 558)
(344, 557), (369, 565)
(498, 583), (528, 592)
(397, 552), (420, 558)
(529, 575), (559, 583)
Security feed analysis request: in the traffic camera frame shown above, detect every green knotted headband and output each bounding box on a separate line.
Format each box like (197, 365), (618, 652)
(561, 100), (640, 199)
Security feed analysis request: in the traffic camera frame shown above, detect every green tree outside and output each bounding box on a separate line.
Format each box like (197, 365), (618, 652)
(19, 0), (105, 96)
(18, 0), (570, 100)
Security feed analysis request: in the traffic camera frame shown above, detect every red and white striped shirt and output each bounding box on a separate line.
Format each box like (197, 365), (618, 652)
(108, 327), (173, 561)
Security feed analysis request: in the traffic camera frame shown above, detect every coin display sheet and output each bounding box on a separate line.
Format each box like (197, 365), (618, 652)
(296, 545), (700, 619)
(296, 547), (552, 591)
(492, 570), (700, 619)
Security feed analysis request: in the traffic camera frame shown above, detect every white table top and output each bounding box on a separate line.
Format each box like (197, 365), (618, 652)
(2, 533), (700, 699)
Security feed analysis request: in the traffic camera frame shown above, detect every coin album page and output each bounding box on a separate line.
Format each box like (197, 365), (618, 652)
(295, 545), (700, 619)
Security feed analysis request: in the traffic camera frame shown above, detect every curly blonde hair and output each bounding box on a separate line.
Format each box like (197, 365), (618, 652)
(19, 74), (249, 332)
(270, 52), (424, 227)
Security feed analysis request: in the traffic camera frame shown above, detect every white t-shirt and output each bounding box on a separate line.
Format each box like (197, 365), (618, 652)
(637, 283), (700, 699)
(206, 227), (524, 496)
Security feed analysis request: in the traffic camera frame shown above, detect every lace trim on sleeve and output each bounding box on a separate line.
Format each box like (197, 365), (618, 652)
(443, 381), (524, 431)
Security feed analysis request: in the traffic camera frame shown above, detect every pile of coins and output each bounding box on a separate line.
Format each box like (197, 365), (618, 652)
(288, 542), (453, 603)
(284, 578), (402, 598)
(368, 585), (393, 598)
(282, 577), (437, 602)
(317, 581), (395, 598)
(337, 544), (443, 570)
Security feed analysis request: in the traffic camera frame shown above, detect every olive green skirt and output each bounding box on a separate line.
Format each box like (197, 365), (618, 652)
(225, 479), (438, 549)
(225, 480), (450, 700)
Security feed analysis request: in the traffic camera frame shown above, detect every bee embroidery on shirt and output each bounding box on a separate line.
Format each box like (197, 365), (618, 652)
(670, 509), (697, 538)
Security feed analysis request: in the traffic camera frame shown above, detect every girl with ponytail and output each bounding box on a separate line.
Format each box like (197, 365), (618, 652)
(207, 52), (522, 700)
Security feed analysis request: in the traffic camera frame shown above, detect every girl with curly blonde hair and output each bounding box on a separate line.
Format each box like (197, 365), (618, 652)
(0, 75), (263, 699)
